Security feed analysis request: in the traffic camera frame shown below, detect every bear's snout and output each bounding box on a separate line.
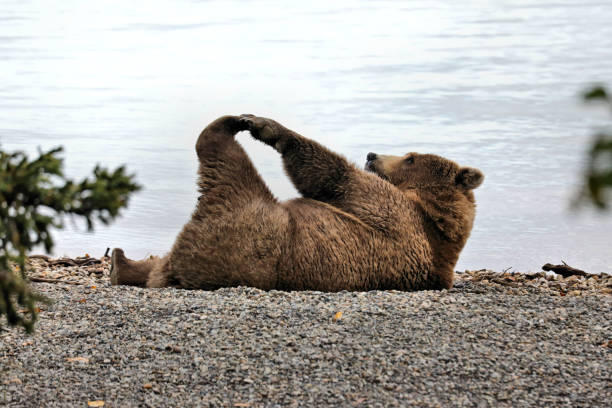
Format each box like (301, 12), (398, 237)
(365, 152), (378, 172)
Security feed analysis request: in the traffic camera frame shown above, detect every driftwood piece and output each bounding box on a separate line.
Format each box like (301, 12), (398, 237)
(75, 258), (102, 267)
(524, 272), (546, 280)
(46, 257), (101, 267)
(29, 277), (83, 285)
(542, 262), (588, 278)
(47, 258), (78, 267)
(28, 255), (103, 267)
(28, 254), (51, 261)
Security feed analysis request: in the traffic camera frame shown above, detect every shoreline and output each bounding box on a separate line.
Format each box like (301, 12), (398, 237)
(20, 255), (612, 297)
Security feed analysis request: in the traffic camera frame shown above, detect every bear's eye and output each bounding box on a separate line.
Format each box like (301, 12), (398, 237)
(405, 156), (414, 164)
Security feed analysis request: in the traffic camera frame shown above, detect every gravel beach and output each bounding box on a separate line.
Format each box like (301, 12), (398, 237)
(1, 258), (611, 407)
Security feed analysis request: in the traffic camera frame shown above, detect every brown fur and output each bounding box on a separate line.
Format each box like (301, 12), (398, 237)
(111, 115), (483, 291)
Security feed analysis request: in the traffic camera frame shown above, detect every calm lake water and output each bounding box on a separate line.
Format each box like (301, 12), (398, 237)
(2, 0), (611, 273)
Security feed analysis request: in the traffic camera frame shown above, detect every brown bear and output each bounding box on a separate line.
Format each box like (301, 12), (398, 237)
(110, 114), (483, 291)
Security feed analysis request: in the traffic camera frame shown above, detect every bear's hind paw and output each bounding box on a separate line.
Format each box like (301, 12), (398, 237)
(239, 114), (281, 148)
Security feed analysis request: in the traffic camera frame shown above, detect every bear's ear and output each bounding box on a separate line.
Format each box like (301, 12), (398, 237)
(455, 167), (484, 190)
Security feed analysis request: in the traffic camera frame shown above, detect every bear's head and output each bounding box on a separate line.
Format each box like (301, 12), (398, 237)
(365, 151), (483, 289)
(364, 152), (483, 195)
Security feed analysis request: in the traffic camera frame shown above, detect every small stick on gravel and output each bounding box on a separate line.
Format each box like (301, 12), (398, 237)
(28, 277), (84, 285)
(47, 258), (78, 267)
(28, 254), (50, 261)
(76, 259), (102, 266)
(542, 261), (588, 277)
(47, 257), (101, 267)
(103, 247), (110, 258)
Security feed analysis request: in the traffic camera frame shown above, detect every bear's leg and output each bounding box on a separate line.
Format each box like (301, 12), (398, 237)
(146, 255), (177, 288)
(239, 114), (352, 203)
(240, 115), (405, 234)
(109, 248), (162, 286)
(195, 115), (276, 208)
(139, 115), (282, 289)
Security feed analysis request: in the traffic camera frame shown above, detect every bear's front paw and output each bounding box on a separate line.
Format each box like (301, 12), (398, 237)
(239, 114), (281, 148)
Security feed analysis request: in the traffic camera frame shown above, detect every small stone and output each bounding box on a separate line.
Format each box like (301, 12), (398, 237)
(8, 263), (612, 407)
(421, 300), (432, 308)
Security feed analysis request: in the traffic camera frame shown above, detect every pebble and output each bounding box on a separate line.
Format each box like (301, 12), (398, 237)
(0, 258), (609, 407)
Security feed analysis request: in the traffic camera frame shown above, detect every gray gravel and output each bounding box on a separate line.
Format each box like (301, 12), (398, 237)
(1, 280), (611, 407)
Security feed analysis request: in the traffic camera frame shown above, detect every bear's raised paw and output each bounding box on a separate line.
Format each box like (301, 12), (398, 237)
(239, 114), (284, 149)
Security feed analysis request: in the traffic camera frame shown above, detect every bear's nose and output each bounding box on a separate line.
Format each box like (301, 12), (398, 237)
(367, 152), (377, 161)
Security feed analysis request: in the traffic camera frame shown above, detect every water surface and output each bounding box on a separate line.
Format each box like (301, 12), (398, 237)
(2, 0), (611, 272)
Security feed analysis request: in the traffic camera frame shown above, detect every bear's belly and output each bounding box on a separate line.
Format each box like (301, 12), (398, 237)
(278, 199), (433, 291)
